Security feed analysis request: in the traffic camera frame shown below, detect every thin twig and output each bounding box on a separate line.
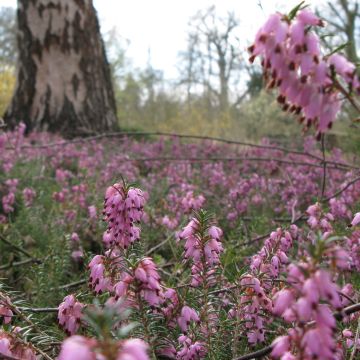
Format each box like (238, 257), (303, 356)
(51, 279), (87, 291)
(31, 278), (87, 296)
(5, 130), (360, 170)
(13, 131), (324, 161)
(0, 234), (34, 259)
(99, 156), (351, 171)
(17, 307), (58, 313)
(334, 78), (360, 114)
(321, 175), (360, 203)
(145, 234), (173, 256)
(0, 258), (42, 271)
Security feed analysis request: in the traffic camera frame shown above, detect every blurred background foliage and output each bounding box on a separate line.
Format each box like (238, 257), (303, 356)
(0, 1), (360, 148)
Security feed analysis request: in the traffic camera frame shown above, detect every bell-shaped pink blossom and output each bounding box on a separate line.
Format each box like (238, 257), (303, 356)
(58, 336), (96, 360)
(58, 295), (84, 335)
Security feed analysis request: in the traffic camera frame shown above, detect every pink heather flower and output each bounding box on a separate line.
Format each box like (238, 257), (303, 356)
(273, 290), (294, 316)
(161, 215), (178, 230)
(314, 269), (341, 309)
(297, 9), (324, 26)
(247, 329), (265, 345)
(0, 331), (37, 360)
(114, 272), (134, 300)
(103, 183), (146, 248)
(306, 203), (321, 217)
(53, 189), (68, 203)
(161, 288), (180, 321)
(179, 217), (223, 287)
(22, 187), (36, 207)
(250, 228), (294, 279)
(180, 191), (205, 214)
(350, 212), (360, 227)
(58, 336), (96, 360)
(5, 179), (18, 192)
(271, 335), (290, 358)
(328, 54), (356, 82)
(248, 8), (358, 136)
(281, 353), (296, 360)
(295, 297), (312, 322)
(340, 283), (354, 306)
(135, 257), (162, 306)
(0, 336), (12, 357)
(2, 192), (15, 213)
(177, 335), (207, 359)
(177, 306), (200, 332)
(88, 255), (112, 294)
(71, 249), (84, 262)
(117, 338), (149, 360)
(0, 296), (13, 324)
(71, 232), (80, 243)
(330, 246), (349, 269)
(55, 169), (72, 184)
(88, 205), (97, 220)
(58, 295), (84, 335)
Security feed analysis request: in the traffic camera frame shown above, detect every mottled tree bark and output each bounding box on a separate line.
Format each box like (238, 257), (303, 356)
(4, 0), (117, 136)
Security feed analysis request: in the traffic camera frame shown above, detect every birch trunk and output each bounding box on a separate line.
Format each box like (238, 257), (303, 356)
(5, 0), (117, 136)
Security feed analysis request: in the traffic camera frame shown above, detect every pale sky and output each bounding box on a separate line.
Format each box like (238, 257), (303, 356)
(0, 0), (325, 79)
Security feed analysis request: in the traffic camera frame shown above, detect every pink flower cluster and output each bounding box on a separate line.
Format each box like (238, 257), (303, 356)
(177, 335), (207, 360)
(306, 203), (333, 239)
(114, 257), (163, 307)
(179, 218), (223, 287)
(2, 178), (18, 214)
(102, 183), (146, 248)
(345, 229), (360, 271)
(235, 275), (273, 344)
(161, 185), (205, 230)
(69, 232), (84, 262)
(342, 329), (360, 350)
(250, 226), (297, 278)
(271, 262), (343, 359)
(249, 9), (360, 137)
(231, 226), (297, 345)
(176, 306), (207, 360)
(0, 330), (36, 360)
(177, 305), (200, 333)
(58, 335), (149, 360)
(58, 294), (84, 335)
(22, 187), (36, 207)
(88, 254), (114, 294)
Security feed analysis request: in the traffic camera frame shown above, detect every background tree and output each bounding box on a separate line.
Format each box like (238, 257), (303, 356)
(316, 0), (360, 63)
(4, 0), (117, 136)
(178, 6), (244, 113)
(0, 7), (17, 117)
(0, 7), (17, 67)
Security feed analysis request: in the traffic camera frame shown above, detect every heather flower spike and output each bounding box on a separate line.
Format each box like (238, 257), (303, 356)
(58, 295), (85, 335)
(248, 5), (360, 137)
(350, 212), (360, 227)
(102, 181), (146, 249)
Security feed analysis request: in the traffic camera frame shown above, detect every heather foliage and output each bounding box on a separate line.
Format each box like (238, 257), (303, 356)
(0, 4), (359, 360)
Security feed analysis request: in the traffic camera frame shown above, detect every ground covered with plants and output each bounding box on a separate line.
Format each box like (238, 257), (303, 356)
(1, 5), (360, 360)
(0, 122), (359, 360)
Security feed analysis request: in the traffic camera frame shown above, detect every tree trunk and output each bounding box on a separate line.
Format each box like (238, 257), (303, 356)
(4, 0), (117, 136)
